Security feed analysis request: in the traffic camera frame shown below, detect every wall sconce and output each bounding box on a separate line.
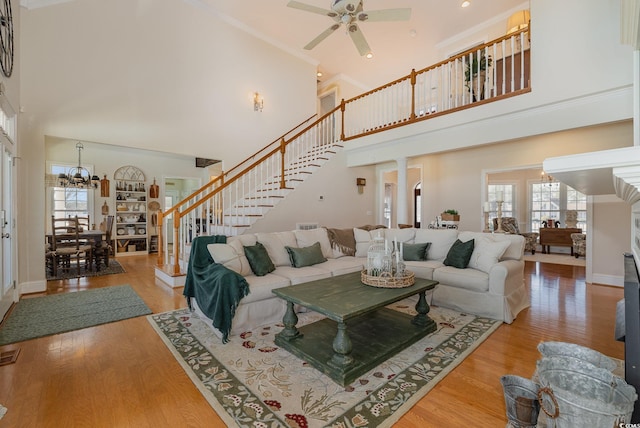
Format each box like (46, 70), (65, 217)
(253, 92), (264, 112)
(356, 177), (366, 194)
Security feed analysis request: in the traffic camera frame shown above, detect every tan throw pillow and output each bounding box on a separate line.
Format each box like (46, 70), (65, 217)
(467, 237), (511, 273)
(255, 232), (298, 266)
(207, 243), (252, 276)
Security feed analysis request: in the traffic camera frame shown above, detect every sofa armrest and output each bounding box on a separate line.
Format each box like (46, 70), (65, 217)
(488, 259), (525, 296)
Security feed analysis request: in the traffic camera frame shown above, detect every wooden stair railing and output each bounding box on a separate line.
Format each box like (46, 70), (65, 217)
(156, 28), (531, 275)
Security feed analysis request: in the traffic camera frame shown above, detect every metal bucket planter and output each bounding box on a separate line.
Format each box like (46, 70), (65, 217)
(537, 357), (637, 427)
(500, 375), (540, 428)
(537, 341), (617, 371)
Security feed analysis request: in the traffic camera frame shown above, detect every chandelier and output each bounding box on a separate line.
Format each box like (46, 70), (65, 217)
(57, 142), (100, 189)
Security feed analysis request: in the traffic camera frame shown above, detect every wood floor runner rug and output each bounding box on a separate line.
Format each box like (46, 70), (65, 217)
(0, 285), (151, 346)
(149, 301), (501, 428)
(46, 259), (126, 281)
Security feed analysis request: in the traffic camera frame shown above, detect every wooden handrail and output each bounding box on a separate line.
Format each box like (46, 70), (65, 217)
(157, 28), (531, 272)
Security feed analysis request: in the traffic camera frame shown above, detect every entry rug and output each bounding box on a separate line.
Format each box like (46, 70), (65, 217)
(149, 301), (501, 428)
(46, 259), (126, 281)
(0, 285), (152, 345)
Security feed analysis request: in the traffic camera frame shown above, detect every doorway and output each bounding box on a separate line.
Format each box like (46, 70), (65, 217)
(0, 145), (15, 322)
(162, 177), (202, 245)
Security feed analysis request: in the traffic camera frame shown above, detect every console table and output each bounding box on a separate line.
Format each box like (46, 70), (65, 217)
(539, 227), (582, 255)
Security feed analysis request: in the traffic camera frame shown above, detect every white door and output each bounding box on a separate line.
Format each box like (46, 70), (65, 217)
(0, 145), (14, 321)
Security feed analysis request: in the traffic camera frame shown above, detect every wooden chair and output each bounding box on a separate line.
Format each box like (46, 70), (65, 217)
(94, 215), (114, 269)
(51, 216), (93, 277)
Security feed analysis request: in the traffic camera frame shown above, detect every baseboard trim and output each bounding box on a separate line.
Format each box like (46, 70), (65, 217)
(19, 280), (47, 295)
(592, 273), (624, 287)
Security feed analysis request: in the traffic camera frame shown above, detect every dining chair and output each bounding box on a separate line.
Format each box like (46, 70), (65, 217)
(94, 215), (114, 269)
(51, 216), (93, 277)
(75, 215), (91, 231)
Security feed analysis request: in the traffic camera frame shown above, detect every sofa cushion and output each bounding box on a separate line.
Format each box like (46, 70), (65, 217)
(413, 229), (459, 261)
(458, 231), (525, 261)
(404, 260), (442, 280)
(402, 242), (431, 261)
(444, 239), (475, 269)
(384, 228), (416, 244)
(207, 243), (252, 276)
(285, 242), (327, 268)
(318, 257), (364, 276)
(467, 237), (510, 273)
(244, 242), (276, 276)
(354, 228), (375, 257)
(272, 265), (331, 285)
(294, 228), (334, 259)
(241, 273), (291, 304)
(433, 266), (489, 292)
(256, 231), (297, 266)
(228, 234), (257, 247)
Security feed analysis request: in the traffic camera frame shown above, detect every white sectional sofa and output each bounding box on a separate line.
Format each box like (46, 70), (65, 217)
(192, 226), (529, 339)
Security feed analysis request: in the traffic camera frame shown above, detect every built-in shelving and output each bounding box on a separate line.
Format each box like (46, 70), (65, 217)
(114, 166), (148, 256)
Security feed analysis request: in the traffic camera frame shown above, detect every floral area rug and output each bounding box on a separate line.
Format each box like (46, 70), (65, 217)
(148, 300), (501, 428)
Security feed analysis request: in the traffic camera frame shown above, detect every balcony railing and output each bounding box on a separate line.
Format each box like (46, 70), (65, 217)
(342, 29), (530, 140)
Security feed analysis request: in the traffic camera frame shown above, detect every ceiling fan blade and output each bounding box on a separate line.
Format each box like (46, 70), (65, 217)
(347, 23), (371, 56)
(304, 23), (341, 50)
(287, 1), (337, 18)
(357, 8), (411, 22)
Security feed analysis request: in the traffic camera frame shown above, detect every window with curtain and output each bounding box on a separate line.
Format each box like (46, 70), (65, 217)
(530, 181), (586, 232)
(488, 183), (515, 221)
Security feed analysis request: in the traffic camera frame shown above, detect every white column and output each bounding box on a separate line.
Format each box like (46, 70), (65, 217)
(396, 157), (408, 226)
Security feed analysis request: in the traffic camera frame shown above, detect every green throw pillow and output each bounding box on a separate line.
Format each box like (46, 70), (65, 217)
(243, 242), (275, 276)
(402, 242), (431, 261)
(443, 239), (475, 269)
(285, 242), (327, 268)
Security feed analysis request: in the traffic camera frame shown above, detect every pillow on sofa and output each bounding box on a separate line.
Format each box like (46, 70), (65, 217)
(468, 237), (510, 273)
(294, 227), (334, 259)
(354, 228), (375, 257)
(285, 242), (327, 268)
(255, 231), (297, 266)
(443, 239), (475, 268)
(244, 242), (276, 276)
(402, 242), (431, 261)
(207, 243), (252, 276)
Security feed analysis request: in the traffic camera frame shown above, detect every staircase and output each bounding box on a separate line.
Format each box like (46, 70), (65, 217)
(155, 28), (531, 285)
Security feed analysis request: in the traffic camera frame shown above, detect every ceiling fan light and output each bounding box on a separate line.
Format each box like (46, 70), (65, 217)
(366, 52), (373, 59)
(461, 1), (471, 8)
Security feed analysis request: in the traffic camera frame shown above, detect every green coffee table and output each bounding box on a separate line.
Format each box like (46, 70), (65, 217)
(273, 271), (438, 386)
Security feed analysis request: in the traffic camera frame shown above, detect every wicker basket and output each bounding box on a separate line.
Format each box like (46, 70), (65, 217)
(361, 270), (415, 288)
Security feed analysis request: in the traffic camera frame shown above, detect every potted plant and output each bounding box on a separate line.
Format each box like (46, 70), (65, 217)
(464, 51), (492, 102)
(441, 209), (460, 222)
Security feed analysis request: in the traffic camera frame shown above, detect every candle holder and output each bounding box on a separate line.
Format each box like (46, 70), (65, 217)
(496, 200), (505, 233)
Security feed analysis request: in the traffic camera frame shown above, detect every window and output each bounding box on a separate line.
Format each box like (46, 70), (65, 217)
(488, 183), (515, 220)
(50, 164), (90, 221)
(530, 181), (586, 232)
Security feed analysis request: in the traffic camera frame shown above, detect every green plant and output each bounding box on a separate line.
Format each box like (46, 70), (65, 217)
(464, 52), (493, 83)
(444, 209), (458, 215)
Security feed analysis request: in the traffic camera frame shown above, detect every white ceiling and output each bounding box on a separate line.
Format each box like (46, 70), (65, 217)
(198, 0), (529, 88)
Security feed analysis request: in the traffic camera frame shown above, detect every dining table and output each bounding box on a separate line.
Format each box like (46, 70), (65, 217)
(46, 229), (109, 272)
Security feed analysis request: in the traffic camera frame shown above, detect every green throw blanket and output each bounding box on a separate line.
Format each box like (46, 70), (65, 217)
(183, 235), (250, 343)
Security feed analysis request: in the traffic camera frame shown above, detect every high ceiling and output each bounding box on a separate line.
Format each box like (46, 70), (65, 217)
(200, 0), (529, 88)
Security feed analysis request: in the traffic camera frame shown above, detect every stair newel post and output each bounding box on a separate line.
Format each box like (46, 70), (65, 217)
(173, 210), (181, 275)
(279, 138), (286, 189)
(156, 211), (164, 266)
(410, 69), (417, 120)
(340, 99), (346, 141)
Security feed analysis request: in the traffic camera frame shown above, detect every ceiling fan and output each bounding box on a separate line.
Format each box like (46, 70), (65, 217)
(287, 0), (411, 56)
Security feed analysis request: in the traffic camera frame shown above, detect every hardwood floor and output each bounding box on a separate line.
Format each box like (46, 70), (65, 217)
(0, 256), (625, 427)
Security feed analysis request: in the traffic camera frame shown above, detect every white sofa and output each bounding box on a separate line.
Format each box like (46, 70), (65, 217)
(192, 227), (529, 338)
